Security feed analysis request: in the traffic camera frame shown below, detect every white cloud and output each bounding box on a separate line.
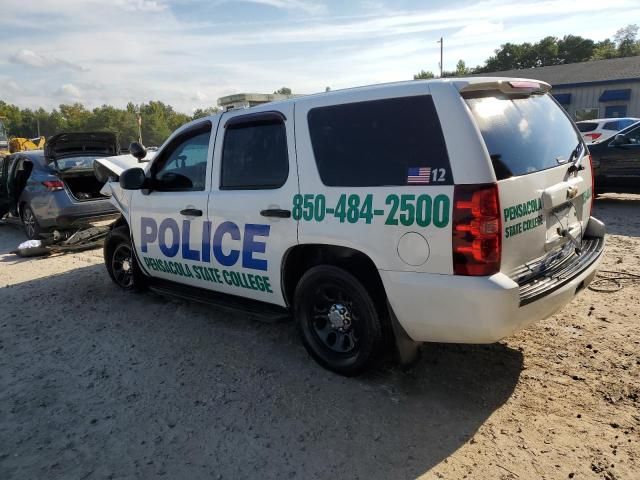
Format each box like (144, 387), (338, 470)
(112, 0), (167, 12)
(454, 21), (504, 38)
(236, 0), (326, 15)
(55, 83), (82, 99)
(192, 91), (208, 101)
(9, 49), (88, 72)
(1, 0), (640, 113)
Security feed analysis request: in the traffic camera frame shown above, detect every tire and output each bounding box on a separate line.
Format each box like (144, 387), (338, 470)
(294, 265), (385, 376)
(21, 205), (42, 240)
(104, 226), (146, 291)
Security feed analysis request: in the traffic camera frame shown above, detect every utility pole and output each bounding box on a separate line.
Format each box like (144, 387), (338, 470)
(437, 37), (443, 77)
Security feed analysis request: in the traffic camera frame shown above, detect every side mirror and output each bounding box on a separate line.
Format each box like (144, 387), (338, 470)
(129, 142), (147, 161)
(611, 134), (627, 146)
(120, 167), (146, 190)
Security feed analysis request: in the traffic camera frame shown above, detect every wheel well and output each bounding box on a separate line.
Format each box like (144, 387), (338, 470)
(110, 214), (129, 232)
(281, 244), (386, 308)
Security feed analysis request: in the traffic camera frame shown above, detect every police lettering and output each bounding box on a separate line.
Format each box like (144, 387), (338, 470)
(140, 217), (270, 271)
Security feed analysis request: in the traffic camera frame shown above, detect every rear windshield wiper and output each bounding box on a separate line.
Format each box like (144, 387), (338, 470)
(567, 143), (585, 174)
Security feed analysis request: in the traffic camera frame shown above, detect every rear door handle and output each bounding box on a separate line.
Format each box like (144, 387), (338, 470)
(180, 208), (202, 216)
(260, 209), (291, 218)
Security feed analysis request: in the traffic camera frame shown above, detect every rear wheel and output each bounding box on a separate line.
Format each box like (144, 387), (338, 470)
(21, 205), (42, 240)
(294, 265), (384, 376)
(104, 226), (145, 291)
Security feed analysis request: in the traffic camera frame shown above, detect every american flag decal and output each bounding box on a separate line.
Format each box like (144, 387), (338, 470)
(407, 167), (431, 184)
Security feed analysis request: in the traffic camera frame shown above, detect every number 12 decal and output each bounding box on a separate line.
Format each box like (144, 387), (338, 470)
(432, 168), (446, 182)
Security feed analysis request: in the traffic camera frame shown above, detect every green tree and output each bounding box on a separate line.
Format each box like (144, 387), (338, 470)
(455, 60), (470, 76)
(614, 24), (640, 57)
(413, 70), (435, 80)
(192, 107), (220, 119)
(59, 103), (91, 130)
(532, 36), (560, 67)
(591, 39), (618, 60)
(441, 59), (472, 78)
(557, 35), (595, 63)
(274, 87), (292, 95)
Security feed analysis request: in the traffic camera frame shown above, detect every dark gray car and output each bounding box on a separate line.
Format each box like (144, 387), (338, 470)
(0, 132), (120, 239)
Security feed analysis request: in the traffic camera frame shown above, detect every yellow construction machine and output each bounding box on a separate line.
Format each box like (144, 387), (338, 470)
(8, 136), (46, 153)
(0, 117), (46, 157)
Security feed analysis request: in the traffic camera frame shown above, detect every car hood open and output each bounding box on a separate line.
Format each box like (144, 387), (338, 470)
(45, 132), (119, 164)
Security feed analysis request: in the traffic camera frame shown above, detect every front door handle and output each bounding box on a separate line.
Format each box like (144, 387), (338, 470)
(260, 209), (291, 218)
(180, 208), (202, 216)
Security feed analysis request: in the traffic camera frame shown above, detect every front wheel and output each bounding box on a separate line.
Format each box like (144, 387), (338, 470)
(294, 265), (385, 376)
(104, 226), (146, 291)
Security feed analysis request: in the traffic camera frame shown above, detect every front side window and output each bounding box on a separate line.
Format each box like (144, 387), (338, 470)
(220, 116), (289, 189)
(619, 125), (640, 145)
(308, 96), (451, 187)
(153, 122), (211, 191)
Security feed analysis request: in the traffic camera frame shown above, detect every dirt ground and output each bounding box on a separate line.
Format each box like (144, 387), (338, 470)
(0, 195), (638, 480)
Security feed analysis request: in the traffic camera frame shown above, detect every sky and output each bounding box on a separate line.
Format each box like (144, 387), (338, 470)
(1, 0), (639, 113)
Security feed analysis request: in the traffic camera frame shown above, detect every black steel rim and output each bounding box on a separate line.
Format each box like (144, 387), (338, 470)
(23, 209), (36, 238)
(112, 243), (134, 288)
(309, 283), (359, 354)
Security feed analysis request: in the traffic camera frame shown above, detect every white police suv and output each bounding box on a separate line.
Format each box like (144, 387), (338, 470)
(99, 77), (605, 376)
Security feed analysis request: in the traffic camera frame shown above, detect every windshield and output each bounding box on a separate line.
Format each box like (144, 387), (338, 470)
(465, 93), (581, 180)
(55, 156), (100, 171)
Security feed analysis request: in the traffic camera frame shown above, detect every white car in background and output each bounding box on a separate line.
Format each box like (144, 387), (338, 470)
(577, 117), (639, 144)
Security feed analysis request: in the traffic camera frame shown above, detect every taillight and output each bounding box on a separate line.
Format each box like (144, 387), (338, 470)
(452, 184), (501, 276)
(585, 133), (602, 142)
(42, 180), (64, 191)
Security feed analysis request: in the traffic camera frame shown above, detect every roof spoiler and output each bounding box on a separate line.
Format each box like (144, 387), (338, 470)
(459, 79), (551, 96)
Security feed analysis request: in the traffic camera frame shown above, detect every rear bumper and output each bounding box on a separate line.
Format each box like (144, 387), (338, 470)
(54, 211), (120, 228)
(381, 226), (605, 344)
(30, 190), (118, 229)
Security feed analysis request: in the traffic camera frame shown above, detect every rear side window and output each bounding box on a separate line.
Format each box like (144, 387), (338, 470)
(577, 122), (598, 132)
(618, 119), (636, 129)
(221, 118), (289, 189)
(603, 121), (620, 130)
(465, 93), (581, 180)
(308, 96), (452, 186)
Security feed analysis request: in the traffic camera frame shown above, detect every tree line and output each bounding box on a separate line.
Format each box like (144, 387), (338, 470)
(414, 24), (640, 79)
(0, 100), (220, 148)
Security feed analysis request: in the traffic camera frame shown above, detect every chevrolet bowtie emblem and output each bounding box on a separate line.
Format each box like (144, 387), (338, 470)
(567, 186), (578, 199)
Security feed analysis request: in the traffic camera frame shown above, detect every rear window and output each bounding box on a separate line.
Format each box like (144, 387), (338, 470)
(465, 93), (581, 180)
(56, 156), (102, 171)
(308, 96), (452, 186)
(577, 122), (598, 132)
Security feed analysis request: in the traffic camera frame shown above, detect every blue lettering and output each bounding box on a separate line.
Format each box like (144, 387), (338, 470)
(212, 221), (240, 267)
(201, 221), (212, 263)
(242, 224), (270, 271)
(181, 220), (200, 261)
(158, 218), (180, 258)
(140, 217), (157, 253)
